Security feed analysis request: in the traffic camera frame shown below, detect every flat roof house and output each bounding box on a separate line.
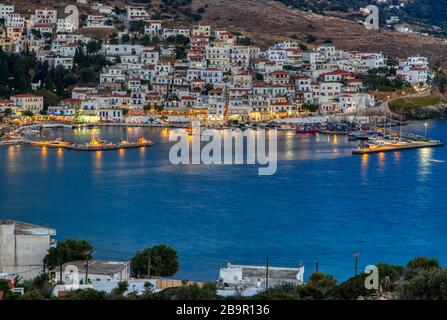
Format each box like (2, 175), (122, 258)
(219, 262), (304, 290)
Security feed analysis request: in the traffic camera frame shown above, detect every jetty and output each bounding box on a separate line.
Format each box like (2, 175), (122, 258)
(353, 140), (443, 155)
(21, 137), (153, 152)
(0, 140), (21, 146)
(68, 138), (153, 151)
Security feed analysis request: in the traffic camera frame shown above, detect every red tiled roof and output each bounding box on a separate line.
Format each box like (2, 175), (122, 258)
(11, 94), (38, 98)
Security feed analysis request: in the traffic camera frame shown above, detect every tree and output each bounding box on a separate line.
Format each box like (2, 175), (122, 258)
(253, 282), (300, 300)
(153, 283), (217, 300)
(165, 34), (190, 46)
(129, 21), (146, 33)
(236, 37), (253, 46)
(398, 269), (447, 300)
(45, 239), (93, 283)
(121, 34), (130, 44)
(175, 46), (187, 60)
(131, 244), (179, 277)
(61, 289), (107, 300)
(0, 279), (11, 300)
(86, 40), (102, 55)
(21, 110), (34, 117)
(110, 281), (128, 297)
(0, 57), (9, 85)
(79, 67), (98, 84)
(331, 274), (371, 300)
(306, 272), (337, 295)
(407, 256), (440, 271)
(31, 29), (42, 40)
(3, 108), (12, 117)
(306, 34), (318, 43)
(377, 262), (404, 291)
(35, 89), (60, 109)
(109, 32), (119, 45)
(434, 70), (447, 93)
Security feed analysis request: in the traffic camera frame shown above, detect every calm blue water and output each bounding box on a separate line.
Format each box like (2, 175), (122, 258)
(1, 120), (447, 282)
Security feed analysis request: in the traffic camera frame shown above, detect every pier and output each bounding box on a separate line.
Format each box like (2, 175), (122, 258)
(21, 137), (153, 152)
(352, 140), (443, 155)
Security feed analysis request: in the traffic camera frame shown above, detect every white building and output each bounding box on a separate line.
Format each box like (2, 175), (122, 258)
(98, 108), (124, 122)
(396, 66), (429, 85)
(0, 220), (56, 281)
(5, 13), (24, 28)
(48, 106), (76, 116)
(85, 13), (113, 29)
(219, 263), (305, 290)
(10, 94), (44, 113)
(31, 9), (58, 25)
(51, 260), (129, 285)
(0, 4), (14, 19)
(126, 5), (150, 23)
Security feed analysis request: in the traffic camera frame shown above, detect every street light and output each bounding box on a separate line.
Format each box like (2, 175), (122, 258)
(424, 122), (428, 137)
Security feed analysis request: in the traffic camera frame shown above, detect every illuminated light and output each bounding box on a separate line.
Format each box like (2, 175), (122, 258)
(119, 148), (125, 157)
(41, 147), (48, 156)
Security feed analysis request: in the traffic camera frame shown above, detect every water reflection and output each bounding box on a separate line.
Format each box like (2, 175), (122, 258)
(393, 152), (401, 163)
(361, 154), (369, 179)
(94, 151), (103, 171)
(6, 145), (20, 173)
(40, 147), (48, 171)
(418, 148), (433, 182)
(56, 148), (64, 170)
(378, 152), (386, 171)
(333, 134), (338, 145)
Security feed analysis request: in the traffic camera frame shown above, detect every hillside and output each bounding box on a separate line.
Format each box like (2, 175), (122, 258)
(276, 0), (447, 36)
(4, 0), (447, 67)
(191, 0), (447, 67)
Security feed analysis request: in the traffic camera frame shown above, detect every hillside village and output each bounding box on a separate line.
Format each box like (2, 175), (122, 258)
(0, 2), (433, 125)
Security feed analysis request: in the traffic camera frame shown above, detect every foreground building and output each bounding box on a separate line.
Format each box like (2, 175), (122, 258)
(51, 260), (130, 285)
(0, 220), (56, 280)
(218, 262), (305, 292)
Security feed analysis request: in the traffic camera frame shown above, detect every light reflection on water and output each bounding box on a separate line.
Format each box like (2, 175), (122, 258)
(418, 148), (433, 182)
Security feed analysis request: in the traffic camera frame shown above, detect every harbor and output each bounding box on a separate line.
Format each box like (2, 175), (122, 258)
(2, 119), (447, 282)
(1, 118), (443, 156)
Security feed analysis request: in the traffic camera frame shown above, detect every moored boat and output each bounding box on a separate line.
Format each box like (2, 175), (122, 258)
(68, 137), (153, 151)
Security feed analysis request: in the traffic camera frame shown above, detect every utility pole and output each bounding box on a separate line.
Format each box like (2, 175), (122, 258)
(314, 256), (318, 273)
(147, 255), (152, 279)
(354, 251), (360, 277)
(265, 256), (269, 291)
(85, 259), (89, 285)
